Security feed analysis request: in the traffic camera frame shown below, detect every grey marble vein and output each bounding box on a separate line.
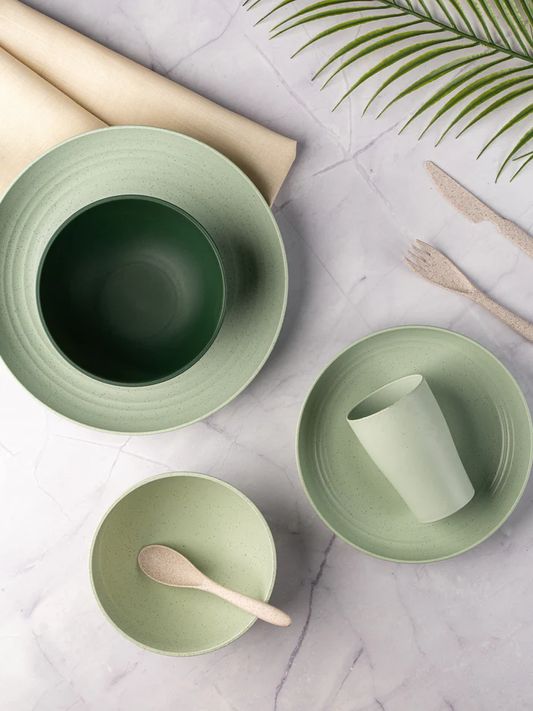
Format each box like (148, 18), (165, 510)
(273, 534), (336, 711)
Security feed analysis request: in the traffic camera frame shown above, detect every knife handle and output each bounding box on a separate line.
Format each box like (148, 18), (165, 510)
(492, 216), (533, 260)
(471, 290), (533, 343)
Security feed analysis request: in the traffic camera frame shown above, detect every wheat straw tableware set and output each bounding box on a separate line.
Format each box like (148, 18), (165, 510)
(1, 0), (533, 658)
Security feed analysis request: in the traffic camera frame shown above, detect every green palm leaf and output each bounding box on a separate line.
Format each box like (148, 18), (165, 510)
(457, 84), (533, 137)
(360, 41), (477, 114)
(497, 124), (533, 178)
(322, 29), (448, 89)
(271, 0), (380, 30)
(512, 153), (533, 179)
(514, 149), (533, 159)
(400, 54), (504, 133)
(290, 14), (406, 57)
(480, 102), (533, 158)
(271, 4), (399, 37)
(248, 0), (533, 179)
(419, 63), (529, 137)
(378, 52), (494, 118)
(313, 21), (424, 78)
(436, 73), (533, 144)
(463, 0), (492, 42)
(255, 0), (295, 22)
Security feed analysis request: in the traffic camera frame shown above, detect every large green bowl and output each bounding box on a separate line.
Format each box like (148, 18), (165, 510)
(297, 326), (533, 563)
(0, 127), (287, 433)
(38, 195), (226, 386)
(90, 472), (277, 656)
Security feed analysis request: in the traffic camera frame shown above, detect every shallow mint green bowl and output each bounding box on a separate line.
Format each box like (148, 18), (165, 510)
(297, 326), (533, 563)
(90, 472), (276, 656)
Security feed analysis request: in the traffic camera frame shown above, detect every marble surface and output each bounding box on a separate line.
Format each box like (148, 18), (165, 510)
(2, 1), (533, 709)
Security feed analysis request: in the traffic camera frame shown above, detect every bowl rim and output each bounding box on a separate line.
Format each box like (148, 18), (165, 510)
(89, 471), (277, 656)
(296, 324), (533, 564)
(36, 194), (228, 387)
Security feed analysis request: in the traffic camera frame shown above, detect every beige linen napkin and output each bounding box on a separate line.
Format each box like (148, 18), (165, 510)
(0, 0), (296, 202)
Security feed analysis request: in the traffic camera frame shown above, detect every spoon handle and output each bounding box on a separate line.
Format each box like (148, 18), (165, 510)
(201, 580), (291, 627)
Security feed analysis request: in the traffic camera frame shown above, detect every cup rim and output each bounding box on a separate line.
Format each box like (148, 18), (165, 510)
(347, 373), (424, 423)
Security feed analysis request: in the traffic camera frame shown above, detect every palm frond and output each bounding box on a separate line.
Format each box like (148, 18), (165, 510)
(290, 14), (408, 57)
(322, 29), (449, 89)
(379, 52), (493, 118)
(457, 83), (533, 136)
(419, 62), (529, 137)
(498, 123), (533, 177)
(435, 72), (533, 144)
(313, 21), (424, 78)
(247, 0), (533, 179)
(514, 149), (533, 158)
(480, 101), (533, 157)
(512, 152), (533, 179)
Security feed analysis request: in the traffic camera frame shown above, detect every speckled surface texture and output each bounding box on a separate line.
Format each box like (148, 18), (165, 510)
(298, 326), (532, 562)
(137, 544), (291, 627)
(406, 240), (533, 342)
(4, 2), (533, 710)
(0, 126), (288, 433)
(90, 472), (276, 656)
(426, 162), (533, 260)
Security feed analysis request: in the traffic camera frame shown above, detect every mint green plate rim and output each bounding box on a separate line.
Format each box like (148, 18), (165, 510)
(89, 471), (277, 656)
(0, 126), (288, 434)
(296, 325), (533, 564)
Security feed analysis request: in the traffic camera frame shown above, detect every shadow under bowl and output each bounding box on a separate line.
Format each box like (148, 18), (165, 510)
(37, 195), (226, 386)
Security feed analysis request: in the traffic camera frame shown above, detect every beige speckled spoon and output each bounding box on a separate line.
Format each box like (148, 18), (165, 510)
(406, 240), (533, 343)
(138, 545), (292, 627)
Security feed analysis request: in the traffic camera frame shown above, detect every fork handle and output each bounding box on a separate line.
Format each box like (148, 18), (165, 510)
(492, 216), (533, 260)
(470, 290), (533, 343)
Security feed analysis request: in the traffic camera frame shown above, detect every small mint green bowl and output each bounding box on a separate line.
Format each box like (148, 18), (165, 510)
(90, 472), (276, 656)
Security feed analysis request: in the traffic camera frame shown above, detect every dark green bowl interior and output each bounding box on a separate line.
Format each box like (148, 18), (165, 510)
(38, 196), (226, 386)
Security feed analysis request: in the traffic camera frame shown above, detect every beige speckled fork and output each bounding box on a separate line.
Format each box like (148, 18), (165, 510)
(405, 240), (533, 343)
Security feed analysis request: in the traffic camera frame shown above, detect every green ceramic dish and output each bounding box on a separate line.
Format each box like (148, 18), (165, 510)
(38, 195), (226, 386)
(0, 126), (287, 433)
(297, 326), (533, 563)
(90, 472), (276, 656)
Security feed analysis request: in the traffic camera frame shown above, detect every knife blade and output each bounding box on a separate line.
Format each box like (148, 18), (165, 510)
(425, 161), (533, 260)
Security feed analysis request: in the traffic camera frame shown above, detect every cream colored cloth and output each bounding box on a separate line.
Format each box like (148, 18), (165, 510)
(0, 0), (296, 203)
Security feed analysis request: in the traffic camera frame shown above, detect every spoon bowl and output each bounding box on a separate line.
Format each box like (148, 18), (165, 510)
(138, 545), (206, 588)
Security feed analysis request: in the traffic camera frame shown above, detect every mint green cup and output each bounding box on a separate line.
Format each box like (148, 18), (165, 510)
(347, 374), (475, 523)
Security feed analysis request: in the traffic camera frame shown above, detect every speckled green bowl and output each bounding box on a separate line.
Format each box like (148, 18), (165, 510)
(0, 126), (287, 433)
(297, 326), (533, 563)
(90, 472), (277, 656)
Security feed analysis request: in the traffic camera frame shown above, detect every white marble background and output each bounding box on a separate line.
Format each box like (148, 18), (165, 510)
(2, 1), (533, 709)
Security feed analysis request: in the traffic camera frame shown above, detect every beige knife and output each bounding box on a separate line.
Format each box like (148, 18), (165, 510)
(425, 161), (533, 260)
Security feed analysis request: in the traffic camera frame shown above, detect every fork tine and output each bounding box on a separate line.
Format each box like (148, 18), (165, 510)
(406, 249), (425, 263)
(412, 243), (429, 257)
(416, 239), (439, 256)
(404, 256), (427, 277)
